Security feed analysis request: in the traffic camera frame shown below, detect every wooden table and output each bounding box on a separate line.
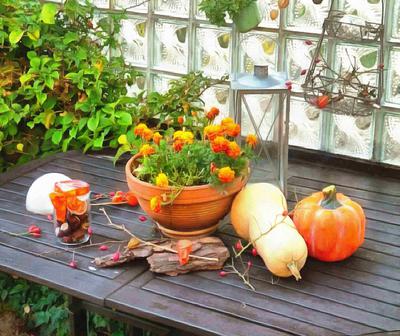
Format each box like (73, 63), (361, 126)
(0, 151), (399, 336)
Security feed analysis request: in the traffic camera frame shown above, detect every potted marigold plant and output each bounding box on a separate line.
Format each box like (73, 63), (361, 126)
(120, 73), (258, 238)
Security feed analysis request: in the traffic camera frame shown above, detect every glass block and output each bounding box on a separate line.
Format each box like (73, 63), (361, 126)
(114, 0), (148, 12)
(127, 74), (146, 96)
(330, 114), (373, 159)
(289, 97), (321, 150)
(286, 37), (323, 85)
(120, 17), (147, 66)
(382, 114), (400, 166)
(240, 95), (275, 138)
(196, 27), (231, 78)
(393, 1), (400, 40)
(286, 0), (331, 33)
(387, 48), (400, 105)
(155, 0), (189, 17)
(153, 20), (188, 73)
(258, 0), (280, 29)
(201, 85), (230, 124)
(334, 44), (379, 87)
(151, 73), (179, 94)
(88, 0), (109, 8)
(342, 0), (383, 24)
(240, 32), (278, 74)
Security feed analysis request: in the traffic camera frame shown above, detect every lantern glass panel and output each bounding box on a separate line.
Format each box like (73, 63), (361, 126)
(382, 114), (400, 165)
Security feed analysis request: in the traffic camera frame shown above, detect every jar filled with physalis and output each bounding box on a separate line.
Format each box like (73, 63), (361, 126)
(49, 180), (91, 245)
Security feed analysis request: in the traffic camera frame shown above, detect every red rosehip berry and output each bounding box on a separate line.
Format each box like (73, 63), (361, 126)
(69, 260), (77, 269)
(235, 240), (243, 251)
(99, 245), (109, 251)
(87, 227), (93, 236)
(138, 215), (147, 222)
(251, 248), (258, 257)
(112, 251), (120, 262)
(305, 40), (313, 45)
(219, 270), (227, 277)
(300, 69), (307, 76)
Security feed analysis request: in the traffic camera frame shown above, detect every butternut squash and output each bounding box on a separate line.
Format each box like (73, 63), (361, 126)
(231, 183), (308, 280)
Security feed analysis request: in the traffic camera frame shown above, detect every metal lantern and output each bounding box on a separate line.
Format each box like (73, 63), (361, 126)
(230, 65), (291, 195)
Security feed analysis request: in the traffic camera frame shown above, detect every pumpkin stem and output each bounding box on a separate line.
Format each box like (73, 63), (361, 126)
(321, 185), (342, 210)
(287, 261), (302, 281)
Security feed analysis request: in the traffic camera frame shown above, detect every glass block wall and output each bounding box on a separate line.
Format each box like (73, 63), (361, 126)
(69, 0), (400, 165)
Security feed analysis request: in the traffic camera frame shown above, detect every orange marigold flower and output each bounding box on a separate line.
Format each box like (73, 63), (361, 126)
(134, 123), (148, 137)
(142, 128), (154, 141)
(218, 167), (235, 184)
(173, 140), (184, 152)
(155, 173), (169, 188)
(206, 107), (220, 120)
(150, 196), (162, 213)
(211, 136), (229, 153)
(153, 132), (162, 145)
(246, 134), (258, 148)
(139, 144), (155, 156)
(177, 116), (184, 124)
(204, 125), (222, 140)
(224, 122), (241, 137)
(226, 141), (241, 159)
(210, 162), (217, 173)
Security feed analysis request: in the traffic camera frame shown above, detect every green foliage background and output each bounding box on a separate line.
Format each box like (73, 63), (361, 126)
(0, 0), (142, 172)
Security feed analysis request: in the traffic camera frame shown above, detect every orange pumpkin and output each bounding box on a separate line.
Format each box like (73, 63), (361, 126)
(292, 185), (365, 262)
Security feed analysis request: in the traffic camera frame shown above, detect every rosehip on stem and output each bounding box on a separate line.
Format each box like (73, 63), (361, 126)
(99, 245), (109, 251)
(247, 261), (253, 268)
(235, 240), (243, 251)
(69, 260), (77, 269)
(219, 270), (228, 277)
(251, 248), (258, 257)
(28, 225), (41, 235)
(88, 227), (93, 236)
(138, 215), (147, 222)
(112, 251), (120, 262)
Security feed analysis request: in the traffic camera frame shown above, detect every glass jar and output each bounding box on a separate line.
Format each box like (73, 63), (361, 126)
(49, 180), (91, 245)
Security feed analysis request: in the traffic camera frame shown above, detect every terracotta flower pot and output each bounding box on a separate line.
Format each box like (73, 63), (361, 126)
(125, 156), (248, 239)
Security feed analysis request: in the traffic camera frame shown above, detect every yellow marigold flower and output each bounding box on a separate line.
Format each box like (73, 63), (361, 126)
(16, 143), (24, 152)
(139, 144), (155, 156)
(173, 130), (194, 144)
(155, 173), (169, 188)
(226, 141), (241, 159)
(118, 134), (128, 145)
(134, 123), (148, 137)
(204, 125), (222, 140)
(220, 117), (234, 127)
(218, 166), (235, 183)
(246, 134), (258, 148)
(153, 132), (162, 145)
(224, 122), (241, 137)
(150, 196), (162, 213)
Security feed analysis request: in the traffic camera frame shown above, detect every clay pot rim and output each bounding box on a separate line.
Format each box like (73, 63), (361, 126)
(125, 156), (248, 192)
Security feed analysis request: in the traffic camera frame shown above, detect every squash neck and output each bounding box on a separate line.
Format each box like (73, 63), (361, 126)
(320, 185), (342, 210)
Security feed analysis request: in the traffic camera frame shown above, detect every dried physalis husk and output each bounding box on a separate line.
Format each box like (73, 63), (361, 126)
(127, 237), (141, 250)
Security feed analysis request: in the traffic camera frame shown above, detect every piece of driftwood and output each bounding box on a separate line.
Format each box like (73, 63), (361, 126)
(93, 237), (229, 276)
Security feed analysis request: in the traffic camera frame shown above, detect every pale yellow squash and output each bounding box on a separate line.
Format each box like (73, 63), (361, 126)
(231, 183), (308, 280)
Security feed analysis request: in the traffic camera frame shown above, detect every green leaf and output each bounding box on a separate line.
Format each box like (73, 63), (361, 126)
(36, 92), (47, 105)
(63, 32), (79, 44)
(87, 115), (99, 131)
(113, 145), (131, 164)
(20, 73), (33, 85)
(116, 112), (132, 126)
(40, 3), (58, 24)
(51, 130), (63, 145)
(9, 30), (24, 44)
(27, 29), (40, 41)
(30, 57), (41, 69)
(360, 51), (378, 69)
